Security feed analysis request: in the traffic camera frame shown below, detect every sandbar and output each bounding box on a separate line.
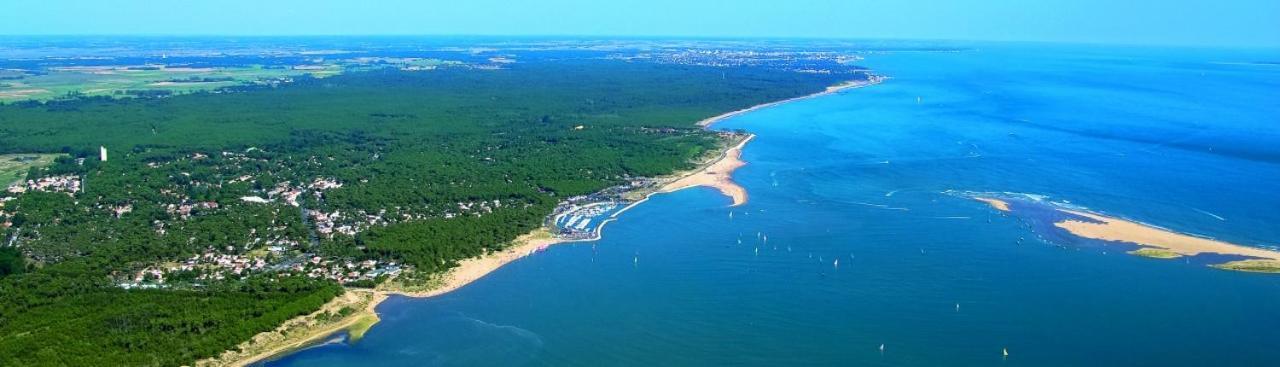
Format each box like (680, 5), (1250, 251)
(1053, 210), (1280, 261)
(973, 197), (1011, 212)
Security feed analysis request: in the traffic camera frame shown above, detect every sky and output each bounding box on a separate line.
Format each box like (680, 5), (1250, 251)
(1, 0), (1277, 47)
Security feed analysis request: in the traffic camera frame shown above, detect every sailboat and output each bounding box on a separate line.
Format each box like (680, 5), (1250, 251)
(1003, 348), (1009, 358)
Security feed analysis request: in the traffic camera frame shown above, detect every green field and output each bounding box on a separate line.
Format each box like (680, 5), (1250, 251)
(0, 154), (63, 187)
(0, 65), (341, 102)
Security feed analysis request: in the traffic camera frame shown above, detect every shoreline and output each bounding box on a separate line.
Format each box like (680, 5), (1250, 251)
(382, 76), (883, 299)
(696, 75), (885, 128)
(223, 77), (880, 366)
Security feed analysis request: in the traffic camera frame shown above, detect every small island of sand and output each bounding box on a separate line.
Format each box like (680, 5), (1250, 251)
(969, 194), (1280, 273)
(1053, 210), (1280, 272)
(972, 197), (1011, 212)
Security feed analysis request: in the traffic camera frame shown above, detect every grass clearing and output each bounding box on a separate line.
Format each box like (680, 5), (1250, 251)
(0, 153), (64, 187)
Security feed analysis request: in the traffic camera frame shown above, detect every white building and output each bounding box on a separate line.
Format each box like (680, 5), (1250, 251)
(99, 146), (108, 162)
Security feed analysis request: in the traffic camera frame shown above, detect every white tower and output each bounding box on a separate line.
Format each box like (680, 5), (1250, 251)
(100, 146), (108, 162)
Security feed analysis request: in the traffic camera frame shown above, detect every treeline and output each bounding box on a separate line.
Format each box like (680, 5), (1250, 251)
(0, 269), (341, 366)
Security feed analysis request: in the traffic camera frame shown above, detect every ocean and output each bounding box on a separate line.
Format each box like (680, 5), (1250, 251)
(262, 43), (1280, 366)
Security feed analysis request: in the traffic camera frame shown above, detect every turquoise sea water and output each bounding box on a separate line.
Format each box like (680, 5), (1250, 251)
(263, 44), (1280, 366)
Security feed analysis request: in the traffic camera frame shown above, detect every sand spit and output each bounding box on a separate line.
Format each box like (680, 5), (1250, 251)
(1054, 210), (1280, 262)
(658, 134), (754, 206)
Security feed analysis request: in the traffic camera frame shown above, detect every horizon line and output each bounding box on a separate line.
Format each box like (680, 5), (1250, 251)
(1, 34), (1276, 50)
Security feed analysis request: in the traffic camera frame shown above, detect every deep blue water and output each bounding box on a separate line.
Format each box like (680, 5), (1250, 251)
(264, 44), (1280, 366)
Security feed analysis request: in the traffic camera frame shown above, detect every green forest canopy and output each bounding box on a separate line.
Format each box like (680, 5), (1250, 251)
(0, 59), (847, 366)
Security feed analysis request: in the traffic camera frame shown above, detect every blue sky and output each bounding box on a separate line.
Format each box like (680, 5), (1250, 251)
(1, 0), (1277, 47)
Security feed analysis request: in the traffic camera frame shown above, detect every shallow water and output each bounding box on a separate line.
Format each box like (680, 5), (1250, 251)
(264, 44), (1280, 366)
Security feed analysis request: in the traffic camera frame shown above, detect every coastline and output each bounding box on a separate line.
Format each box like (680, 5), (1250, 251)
(376, 229), (563, 298)
(696, 75), (885, 128)
(379, 77), (887, 297)
(221, 77), (880, 366)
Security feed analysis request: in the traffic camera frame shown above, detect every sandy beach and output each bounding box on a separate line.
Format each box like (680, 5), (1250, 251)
(201, 229), (566, 366)
(697, 75), (885, 128)
(657, 134), (753, 206)
(379, 229), (564, 298)
(222, 78), (877, 366)
(656, 75), (884, 205)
